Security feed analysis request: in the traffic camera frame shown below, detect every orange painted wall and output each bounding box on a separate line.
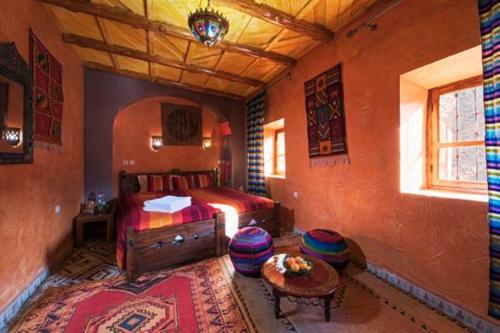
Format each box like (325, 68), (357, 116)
(266, 0), (492, 319)
(112, 97), (221, 195)
(0, 1), (84, 313)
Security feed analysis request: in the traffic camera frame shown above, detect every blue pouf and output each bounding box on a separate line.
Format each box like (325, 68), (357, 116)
(229, 227), (274, 277)
(300, 229), (350, 269)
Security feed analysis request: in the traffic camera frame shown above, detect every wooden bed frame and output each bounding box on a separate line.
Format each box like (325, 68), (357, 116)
(119, 168), (280, 281)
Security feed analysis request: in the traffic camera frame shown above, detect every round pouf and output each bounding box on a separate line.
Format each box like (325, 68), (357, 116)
(300, 229), (350, 269)
(229, 227), (274, 277)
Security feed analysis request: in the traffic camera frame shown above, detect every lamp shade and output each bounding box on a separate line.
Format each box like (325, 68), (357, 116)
(2, 127), (20, 146)
(151, 136), (163, 151)
(188, 1), (229, 47)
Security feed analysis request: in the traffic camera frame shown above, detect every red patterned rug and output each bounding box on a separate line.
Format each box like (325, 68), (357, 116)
(11, 258), (253, 332)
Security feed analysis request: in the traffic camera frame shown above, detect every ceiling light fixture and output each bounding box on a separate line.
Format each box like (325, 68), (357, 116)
(188, 0), (229, 47)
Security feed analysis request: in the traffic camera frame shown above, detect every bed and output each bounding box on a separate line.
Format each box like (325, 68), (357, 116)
(118, 169), (280, 281)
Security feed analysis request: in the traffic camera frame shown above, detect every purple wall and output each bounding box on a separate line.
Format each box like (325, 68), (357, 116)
(84, 69), (246, 198)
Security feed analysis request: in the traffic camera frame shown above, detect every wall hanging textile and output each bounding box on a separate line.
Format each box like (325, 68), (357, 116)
(29, 30), (63, 149)
(161, 103), (202, 146)
(247, 92), (266, 196)
(305, 63), (349, 166)
(479, 0), (500, 320)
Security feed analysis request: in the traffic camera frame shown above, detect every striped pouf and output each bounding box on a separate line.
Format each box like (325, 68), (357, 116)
(300, 229), (350, 269)
(229, 227), (274, 277)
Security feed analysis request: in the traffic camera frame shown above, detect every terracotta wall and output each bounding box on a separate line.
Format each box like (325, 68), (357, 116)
(0, 0), (83, 314)
(266, 0), (492, 319)
(84, 69), (246, 200)
(112, 96), (221, 195)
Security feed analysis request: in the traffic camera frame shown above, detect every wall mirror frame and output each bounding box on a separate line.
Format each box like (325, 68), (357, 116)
(0, 42), (33, 164)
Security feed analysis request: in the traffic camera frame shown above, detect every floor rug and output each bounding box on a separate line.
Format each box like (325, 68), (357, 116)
(9, 237), (482, 332)
(11, 258), (254, 332)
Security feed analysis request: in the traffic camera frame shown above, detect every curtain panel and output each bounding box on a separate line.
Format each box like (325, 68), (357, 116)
(479, 0), (500, 319)
(246, 92), (266, 196)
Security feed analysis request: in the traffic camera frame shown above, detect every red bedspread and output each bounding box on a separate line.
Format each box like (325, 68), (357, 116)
(116, 187), (275, 269)
(184, 187), (274, 213)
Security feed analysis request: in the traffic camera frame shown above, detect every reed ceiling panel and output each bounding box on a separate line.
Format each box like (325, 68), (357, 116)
(152, 34), (189, 61)
(244, 58), (284, 81)
(115, 56), (149, 74)
(153, 64), (182, 81)
(43, 0), (378, 99)
(181, 71), (210, 86)
(186, 43), (223, 68)
(47, 6), (103, 40)
(100, 19), (148, 52)
(215, 53), (256, 75)
(72, 46), (114, 67)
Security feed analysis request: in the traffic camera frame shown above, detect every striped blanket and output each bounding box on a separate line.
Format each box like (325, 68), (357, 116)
(184, 187), (274, 213)
(116, 188), (275, 269)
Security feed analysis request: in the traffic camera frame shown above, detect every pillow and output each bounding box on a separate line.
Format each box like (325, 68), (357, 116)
(172, 175), (190, 191)
(147, 175), (164, 192)
(163, 175), (176, 193)
(137, 175), (148, 193)
(188, 174), (213, 189)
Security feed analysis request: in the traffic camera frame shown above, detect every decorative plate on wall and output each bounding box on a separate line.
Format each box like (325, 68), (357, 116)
(161, 103), (202, 146)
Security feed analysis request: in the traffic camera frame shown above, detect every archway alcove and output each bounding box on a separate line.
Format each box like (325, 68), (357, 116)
(84, 69), (246, 199)
(111, 96), (227, 196)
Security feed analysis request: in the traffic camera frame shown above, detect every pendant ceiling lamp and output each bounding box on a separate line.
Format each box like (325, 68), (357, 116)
(188, 0), (229, 47)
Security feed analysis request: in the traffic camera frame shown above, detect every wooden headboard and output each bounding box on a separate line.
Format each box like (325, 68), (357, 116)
(119, 168), (220, 197)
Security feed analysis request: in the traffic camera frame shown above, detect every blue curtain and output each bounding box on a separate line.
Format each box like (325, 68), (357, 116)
(246, 92), (266, 196)
(479, 0), (500, 319)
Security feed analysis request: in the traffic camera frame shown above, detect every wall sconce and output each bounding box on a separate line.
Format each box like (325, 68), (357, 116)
(2, 127), (20, 147)
(151, 136), (163, 151)
(202, 136), (212, 150)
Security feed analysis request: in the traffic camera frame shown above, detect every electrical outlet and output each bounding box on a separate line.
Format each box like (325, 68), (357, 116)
(129, 160), (135, 165)
(55, 205), (61, 215)
(293, 191), (299, 199)
(122, 160), (129, 166)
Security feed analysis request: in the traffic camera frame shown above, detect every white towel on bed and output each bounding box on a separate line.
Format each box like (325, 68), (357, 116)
(143, 195), (191, 213)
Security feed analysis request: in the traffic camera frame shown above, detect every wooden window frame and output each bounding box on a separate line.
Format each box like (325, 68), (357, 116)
(274, 128), (285, 176)
(426, 75), (486, 193)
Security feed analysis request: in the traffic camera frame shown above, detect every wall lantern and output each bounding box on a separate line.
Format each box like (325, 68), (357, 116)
(202, 136), (212, 150)
(151, 136), (163, 151)
(2, 127), (21, 146)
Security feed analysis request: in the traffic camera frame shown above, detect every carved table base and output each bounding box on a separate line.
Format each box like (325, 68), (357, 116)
(272, 287), (335, 322)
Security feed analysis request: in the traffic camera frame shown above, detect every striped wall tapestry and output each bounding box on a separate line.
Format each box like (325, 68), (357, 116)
(246, 92), (266, 196)
(479, 0), (500, 319)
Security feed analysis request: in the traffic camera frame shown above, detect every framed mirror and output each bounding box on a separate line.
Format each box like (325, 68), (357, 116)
(0, 42), (33, 164)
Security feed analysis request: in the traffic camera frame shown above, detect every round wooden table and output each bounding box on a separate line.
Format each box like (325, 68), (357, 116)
(261, 254), (340, 322)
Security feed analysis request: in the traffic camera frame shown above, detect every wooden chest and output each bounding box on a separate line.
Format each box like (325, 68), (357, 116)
(126, 218), (216, 281)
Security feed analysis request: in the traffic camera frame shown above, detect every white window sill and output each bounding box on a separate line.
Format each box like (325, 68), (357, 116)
(266, 174), (286, 180)
(402, 189), (488, 203)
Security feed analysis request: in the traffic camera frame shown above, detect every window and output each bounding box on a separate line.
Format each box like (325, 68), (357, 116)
(274, 129), (285, 176)
(427, 76), (486, 192)
(263, 119), (285, 178)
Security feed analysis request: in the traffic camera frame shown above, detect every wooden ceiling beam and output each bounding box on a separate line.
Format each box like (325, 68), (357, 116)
(37, 0), (295, 65)
(63, 33), (263, 87)
(215, 0), (333, 43)
(84, 62), (245, 101)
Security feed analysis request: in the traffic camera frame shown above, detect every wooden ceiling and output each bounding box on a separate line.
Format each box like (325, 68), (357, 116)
(39, 0), (377, 100)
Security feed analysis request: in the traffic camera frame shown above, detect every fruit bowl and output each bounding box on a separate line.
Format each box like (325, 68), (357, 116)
(283, 255), (313, 276)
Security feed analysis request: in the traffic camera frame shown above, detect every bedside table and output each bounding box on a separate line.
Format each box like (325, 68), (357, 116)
(74, 199), (117, 247)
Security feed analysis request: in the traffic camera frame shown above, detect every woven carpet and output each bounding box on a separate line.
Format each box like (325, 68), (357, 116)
(11, 253), (252, 332)
(9, 237), (476, 332)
